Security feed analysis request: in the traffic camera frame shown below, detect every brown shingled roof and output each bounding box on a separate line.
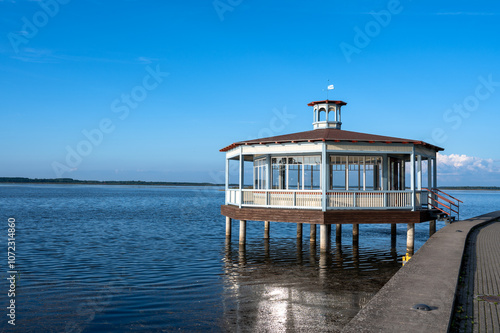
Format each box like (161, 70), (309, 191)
(219, 128), (443, 152)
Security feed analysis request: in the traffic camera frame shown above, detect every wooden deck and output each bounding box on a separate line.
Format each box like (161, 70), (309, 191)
(221, 205), (441, 224)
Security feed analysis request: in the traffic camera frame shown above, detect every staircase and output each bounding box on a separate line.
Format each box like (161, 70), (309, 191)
(424, 188), (462, 222)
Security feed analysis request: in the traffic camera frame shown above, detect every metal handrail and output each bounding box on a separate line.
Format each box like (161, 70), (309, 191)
(433, 188), (463, 203)
(424, 188), (461, 221)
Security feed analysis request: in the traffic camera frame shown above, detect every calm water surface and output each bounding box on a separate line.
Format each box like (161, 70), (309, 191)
(0, 185), (498, 332)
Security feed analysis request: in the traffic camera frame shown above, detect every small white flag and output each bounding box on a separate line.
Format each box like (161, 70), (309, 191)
(327, 84), (334, 90)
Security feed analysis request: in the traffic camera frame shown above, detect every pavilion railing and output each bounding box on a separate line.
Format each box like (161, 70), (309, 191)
(226, 189), (426, 210)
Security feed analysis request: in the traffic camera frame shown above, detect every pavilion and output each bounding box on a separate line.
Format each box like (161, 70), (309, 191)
(220, 99), (460, 253)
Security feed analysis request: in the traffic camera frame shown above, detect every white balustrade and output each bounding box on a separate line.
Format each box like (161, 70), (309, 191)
(227, 189), (424, 210)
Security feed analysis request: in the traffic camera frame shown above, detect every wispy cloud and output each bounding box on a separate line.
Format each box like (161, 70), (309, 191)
(433, 12), (497, 16)
(9, 48), (160, 65)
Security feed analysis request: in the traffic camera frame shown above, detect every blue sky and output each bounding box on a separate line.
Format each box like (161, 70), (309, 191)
(1, 0), (499, 185)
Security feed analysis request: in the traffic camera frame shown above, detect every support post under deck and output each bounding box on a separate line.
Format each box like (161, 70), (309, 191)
(226, 217), (231, 238)
(239, 220), (246, 245)
(297, 223), (303, 239)
(320, 224), (328, 252)
(310, 224), (316, 243)
(352, 223), (359, 245)
(336, 224), (342, 243)
(407, 223), (415, 255)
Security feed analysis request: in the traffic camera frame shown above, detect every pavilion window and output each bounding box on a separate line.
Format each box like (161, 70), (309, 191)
(271, 157), (286, 189)
(330, 155), (347, 190)
(253, 158), (267, 190)
(330, 155), (382, 190)
(287, 157), (302, 190)
(272, 155), (320, 190)
(303, 156), (321, 190)
(348, 156), (362, 190)
(364, 156), (382, 190)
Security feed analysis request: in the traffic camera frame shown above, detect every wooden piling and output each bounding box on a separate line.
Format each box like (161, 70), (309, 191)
(310, 224), (316, 243)
(264, 220), (270, 239)
(391, 223), (397, 248)
(352, 223), (359, 245)
(225, 216), (232, 238)
(336, 224), (342, 243)
(297, 223), (303, 239)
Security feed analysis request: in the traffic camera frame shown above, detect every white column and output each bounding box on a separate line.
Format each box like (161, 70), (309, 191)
(410, 148), (416, 211)
(266, 155), (271, 190)
(345, 157), (349, 190)
(362, 156), (366, 191)
(239, 148), (244, 208)
(427, 158), (432, 190)
(321, 142), (327, 211)
(417, 155), (422, 190)
(225, 157), (229, 204)
(433, 156), (438, 189)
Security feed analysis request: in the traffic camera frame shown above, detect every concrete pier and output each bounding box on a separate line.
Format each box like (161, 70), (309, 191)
(226, 217), (232, 238)
(239, 220), (246, 245)
(406, 223), (414, 255)
(264, 221), (270, 239)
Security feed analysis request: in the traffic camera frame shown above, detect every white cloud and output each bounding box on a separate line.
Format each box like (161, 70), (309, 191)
(438, 153), (500, 173)
(437, 153), (500, 186)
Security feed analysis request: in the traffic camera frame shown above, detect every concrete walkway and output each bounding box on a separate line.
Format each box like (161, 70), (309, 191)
(342, 211), (500, 333)
(452, 220), (500, 332)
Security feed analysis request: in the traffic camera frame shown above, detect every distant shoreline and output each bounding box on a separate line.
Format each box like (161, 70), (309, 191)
(0, 177), (499, 190)
(439, 186), (500, 191)
(0, 177), (224, 187)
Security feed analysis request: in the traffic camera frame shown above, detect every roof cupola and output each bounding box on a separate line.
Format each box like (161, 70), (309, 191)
(308, 100), (347, 130)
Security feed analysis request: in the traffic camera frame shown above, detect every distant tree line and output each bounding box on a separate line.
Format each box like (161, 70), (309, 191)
(0, 177), (225, 187)
(439, 186), (500, 191)
(1, 178), (497, 190)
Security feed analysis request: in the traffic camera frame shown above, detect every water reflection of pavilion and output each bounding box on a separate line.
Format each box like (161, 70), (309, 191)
(220, 239), (400, 332)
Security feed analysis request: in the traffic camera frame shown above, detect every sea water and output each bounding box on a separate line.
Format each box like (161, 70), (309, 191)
(0, 185), (498, 332)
